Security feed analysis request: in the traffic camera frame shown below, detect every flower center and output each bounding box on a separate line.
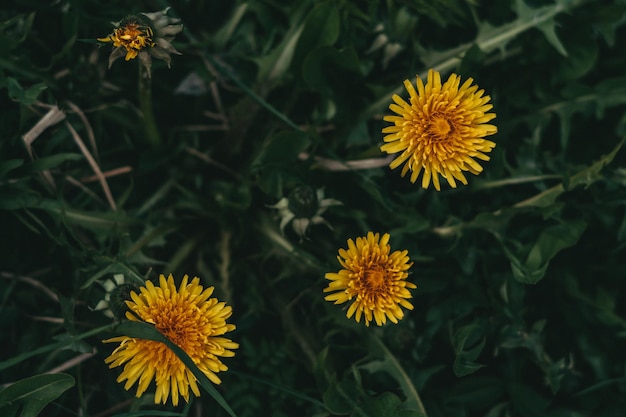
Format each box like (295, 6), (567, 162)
(150, 302), (204, 356)
(427, 114), (454, 141)
(111, 21), (155, 57)
(363, 266), (388, 291)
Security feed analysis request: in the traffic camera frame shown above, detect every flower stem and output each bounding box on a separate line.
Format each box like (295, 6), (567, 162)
(371, 334), (428, 416)
(138, 64), (161, 148)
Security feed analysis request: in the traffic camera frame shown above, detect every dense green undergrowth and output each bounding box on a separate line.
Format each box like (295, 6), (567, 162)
(1, 0), (626, 416)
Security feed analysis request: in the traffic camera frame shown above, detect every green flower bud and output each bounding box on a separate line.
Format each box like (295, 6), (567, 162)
(288, 185), (319, 218)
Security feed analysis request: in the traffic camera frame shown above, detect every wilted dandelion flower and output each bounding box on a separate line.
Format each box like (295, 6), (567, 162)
(381, 69), (497, 190)
(269, 186), (342, 240)
(103, 274), (238, 406)
(97, 7), (183, 77)
(324, 232), (416, 326)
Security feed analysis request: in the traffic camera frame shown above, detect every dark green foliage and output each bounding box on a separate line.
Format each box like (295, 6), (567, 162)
(1, 0), (626, 416)
(0, 373), (74, 417)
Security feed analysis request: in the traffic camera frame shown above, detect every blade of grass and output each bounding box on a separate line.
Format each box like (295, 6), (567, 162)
(114, 321), (238, 417)
(230, 370), (325, 408)
(156, 1), (302, 132)
(0, 324), (114, 372)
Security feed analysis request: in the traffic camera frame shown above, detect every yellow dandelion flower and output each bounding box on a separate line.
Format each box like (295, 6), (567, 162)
(324, 232), (416, 327)
(381, 68), (497, 190)
(103, 273), (238, 406)
(98, 7), (183, 77)
(97, 17), (155, 61)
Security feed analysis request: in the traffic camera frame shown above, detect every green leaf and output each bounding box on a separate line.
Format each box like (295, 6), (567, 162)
(0, 13), (34, 55)
(0, 373), (74, 417)
(508, 382), (550, 417)
(346, 120), (369, 146)
(453, 358), (485, 378)
(545, 78), (625, 148)
(324, 380), (425, 417)
(359, 336), (427, 416)
(360, 392), (418, 417)
(251, 130), (310, 169)
(447, 376), (506, 411)
(37, 200), (139, 231)
(515, 138), (624, 208)
(452, 323), (486, 377)
(254, 2), (310, 85)
(292, 0), (340, 72)
(0, 159), (23, 178)
(7, 77), (47, 106)
(80, 261), (145, 291)
(535, 15), (567, 57)
(545, 357), (568, 394)
(22, 153), (83, 173)
(322, 377), (363, 415)
(114, 321), (238, 417)
(0, 186), (41, 210)
(525, 220), (586, 272)
(53, 333), (93, 355)
(355, 173), (393, 212)
(389, 6), (419, 39)
(590, 4), (626, 46)
(513, 0), (568, 56)
(213, 3), (249, 50)
(256, 169), (285, 199)
(458, 44), (487, 75)
(210, 180), (252, 210)
(0, 325), (113, 372)
(595, 77), (626, 117)
(506, 220), (587, 285)
(499, 321), (546, 359)
(313, 347), (331, 393)
(367, 0), (585, 116)
(229, 370), (324, 408)
(556, 37), (597, 80)
(302, 46), (362, 95)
